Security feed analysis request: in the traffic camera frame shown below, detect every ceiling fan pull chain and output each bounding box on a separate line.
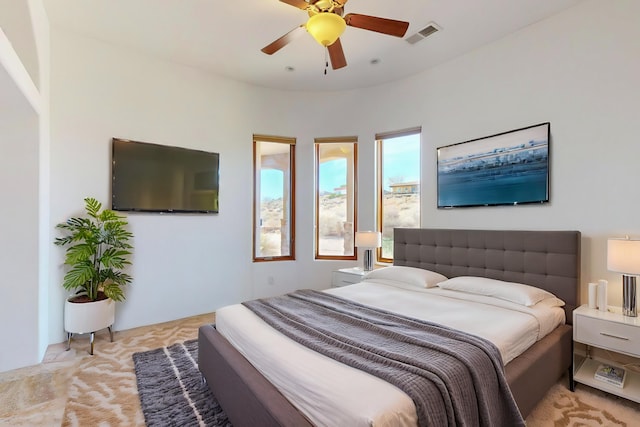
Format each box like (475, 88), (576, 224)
(324, 48), (328, 75)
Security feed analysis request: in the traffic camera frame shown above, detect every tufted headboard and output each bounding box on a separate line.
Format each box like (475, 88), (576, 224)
(393, 228), (581, 324)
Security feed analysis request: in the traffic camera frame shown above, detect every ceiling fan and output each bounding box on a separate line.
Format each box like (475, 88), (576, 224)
(261, 0), (410, 70)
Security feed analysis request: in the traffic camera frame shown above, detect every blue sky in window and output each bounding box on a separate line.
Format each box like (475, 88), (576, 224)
(382, 135), (420, 191)
(261, 169), (284, 199)
(260, 134), (420, 199)
(319, 158), (346, 193)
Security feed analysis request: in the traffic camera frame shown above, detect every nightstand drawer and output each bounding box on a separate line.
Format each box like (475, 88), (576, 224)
(575, 315), (640, 357)
(333, 276), (361, 287)
(331, 268), (365, 287)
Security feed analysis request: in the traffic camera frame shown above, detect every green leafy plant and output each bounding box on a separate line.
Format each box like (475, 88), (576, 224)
(54, 197), (133, 302)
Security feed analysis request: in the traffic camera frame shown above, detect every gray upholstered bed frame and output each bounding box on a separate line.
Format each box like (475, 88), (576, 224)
(198, 228), (581, 426)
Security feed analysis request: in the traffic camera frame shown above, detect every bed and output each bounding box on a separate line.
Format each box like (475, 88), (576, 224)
(198, 228), (581, 426)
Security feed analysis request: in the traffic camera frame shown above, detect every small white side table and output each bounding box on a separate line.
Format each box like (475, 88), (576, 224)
(573, 304), (640, 403)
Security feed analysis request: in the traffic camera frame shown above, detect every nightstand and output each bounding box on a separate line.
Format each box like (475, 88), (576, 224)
(331, 267), (366, 287)
(573, 305), (640, 403)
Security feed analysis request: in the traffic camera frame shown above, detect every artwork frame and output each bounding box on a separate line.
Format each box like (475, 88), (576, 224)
(437, 122), (550, 208)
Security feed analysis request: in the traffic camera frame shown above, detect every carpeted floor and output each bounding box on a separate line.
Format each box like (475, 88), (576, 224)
(526, 374), (640, 426)
(1, 311), (639, 426)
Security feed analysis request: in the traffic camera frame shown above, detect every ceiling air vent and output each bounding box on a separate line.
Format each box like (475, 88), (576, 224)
(406, 22), (441, 45)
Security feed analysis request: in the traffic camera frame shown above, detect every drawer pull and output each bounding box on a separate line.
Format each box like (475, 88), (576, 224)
(600, 332), (629, 341)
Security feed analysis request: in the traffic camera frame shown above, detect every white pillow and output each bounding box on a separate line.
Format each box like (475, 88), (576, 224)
(364, 266), (448, 289)
(438, 276), (558, 306)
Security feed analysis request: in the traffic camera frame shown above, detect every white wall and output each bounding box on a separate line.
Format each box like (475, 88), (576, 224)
(44, 0), (640, 350)
(0, 91), (40, 372)
(0, 0), (49, 372)
(0, 0), (40, 90)
(49, 31), (254, 337)
(31, 0), (52, 366)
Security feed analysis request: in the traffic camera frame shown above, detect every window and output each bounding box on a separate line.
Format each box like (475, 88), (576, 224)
(377, 128), (421, 262)
(315, 138), (357, 259)
(253, 135), (295, 261)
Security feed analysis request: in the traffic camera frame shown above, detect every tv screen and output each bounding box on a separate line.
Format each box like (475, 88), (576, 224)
(111, 138), (219, 213)
(437, 122), (549, 208)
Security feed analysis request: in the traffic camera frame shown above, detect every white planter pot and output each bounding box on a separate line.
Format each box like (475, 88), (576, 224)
(64, 298), (115, 334)
(64, 298), (115, 355)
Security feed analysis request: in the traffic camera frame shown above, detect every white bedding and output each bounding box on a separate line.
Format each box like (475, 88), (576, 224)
(215, 279), (565, 427)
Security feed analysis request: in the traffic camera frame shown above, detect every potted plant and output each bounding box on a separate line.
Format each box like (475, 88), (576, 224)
(54, 197), (133, 354)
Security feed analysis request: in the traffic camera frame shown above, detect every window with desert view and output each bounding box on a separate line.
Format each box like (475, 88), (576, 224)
(253, 136), (295, 261)
(378, 129), (421, 262)
(315, 138), (357, 259)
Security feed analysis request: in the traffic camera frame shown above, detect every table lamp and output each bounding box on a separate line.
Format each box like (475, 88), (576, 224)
(355, 231), (382, 272)
(607, 237), (640, 317)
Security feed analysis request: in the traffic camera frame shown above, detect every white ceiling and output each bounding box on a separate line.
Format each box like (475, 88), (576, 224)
(42, 0), (584, 92)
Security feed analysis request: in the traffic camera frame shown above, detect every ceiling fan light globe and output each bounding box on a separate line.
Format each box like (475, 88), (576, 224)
(306, 13), (346, 47)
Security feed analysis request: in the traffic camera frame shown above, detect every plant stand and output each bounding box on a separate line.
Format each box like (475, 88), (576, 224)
(66, 326), (114, 355)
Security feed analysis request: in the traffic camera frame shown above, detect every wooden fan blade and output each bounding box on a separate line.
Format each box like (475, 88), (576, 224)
(261, 25), (305, 55)
(344, 13), (409, 38)
(328, 38), (347, 70)
(279, 0), (310, 10)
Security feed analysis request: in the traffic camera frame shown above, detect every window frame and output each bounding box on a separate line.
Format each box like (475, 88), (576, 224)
(314, 137), (358, 260)
(253, 134), (296, 262)
(376, 127), (422, 264)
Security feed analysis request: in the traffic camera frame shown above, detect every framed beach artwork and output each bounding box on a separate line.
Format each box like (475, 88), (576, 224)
(437, 122), (550, 208)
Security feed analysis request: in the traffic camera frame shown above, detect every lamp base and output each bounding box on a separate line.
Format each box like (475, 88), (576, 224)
(622, 275), (637, 317)
(363, 249), (374, 272)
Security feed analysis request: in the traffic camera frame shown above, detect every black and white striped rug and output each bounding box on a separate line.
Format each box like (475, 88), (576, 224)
(133, 339), (231, 427)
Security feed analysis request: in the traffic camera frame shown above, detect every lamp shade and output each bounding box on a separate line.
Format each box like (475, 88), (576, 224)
(355, 231), (382, 248)
(607, 238), (640, 275)
(306, 13), (346, 47)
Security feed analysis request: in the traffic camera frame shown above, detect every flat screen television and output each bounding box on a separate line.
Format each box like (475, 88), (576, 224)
(437, 122), (549, 208)
(111, 138), (219, 213)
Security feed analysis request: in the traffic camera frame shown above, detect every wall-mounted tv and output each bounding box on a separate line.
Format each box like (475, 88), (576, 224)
(437, 122), (549, 208)
(111, 138), (219, 213)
